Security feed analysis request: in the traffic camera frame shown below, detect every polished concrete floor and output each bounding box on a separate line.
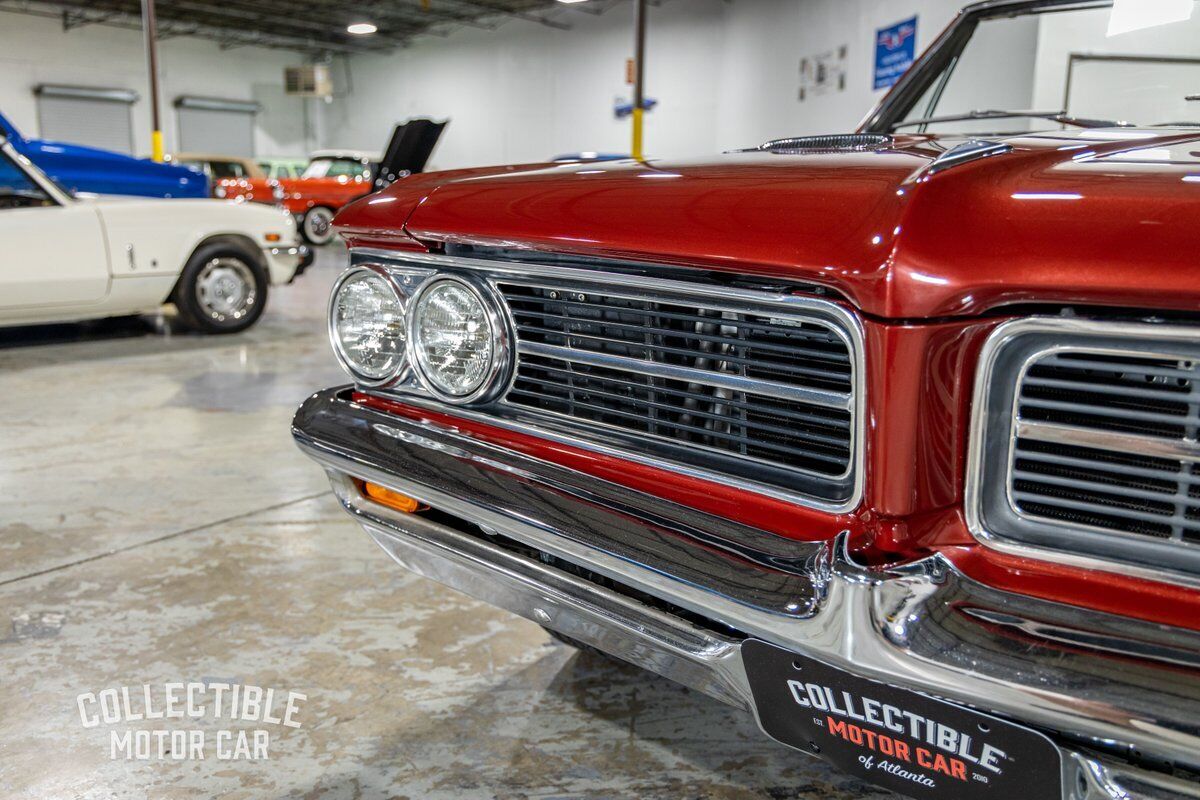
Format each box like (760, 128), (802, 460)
(0, 246), (897, 800)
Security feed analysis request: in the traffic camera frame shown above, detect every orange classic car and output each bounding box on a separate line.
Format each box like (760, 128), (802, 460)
(278, 150), (378, 245)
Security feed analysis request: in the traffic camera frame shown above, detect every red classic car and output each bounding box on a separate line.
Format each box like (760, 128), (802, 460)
(173, 153), (284, 206)
(278, 150), (377, 245)
(294, 1), (1200, 797)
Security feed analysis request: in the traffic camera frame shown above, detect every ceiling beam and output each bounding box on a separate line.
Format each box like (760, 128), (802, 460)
(0, 0), (617, 53)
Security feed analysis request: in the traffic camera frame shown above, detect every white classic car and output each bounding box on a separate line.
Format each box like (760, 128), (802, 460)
(0, 134), (312, 334)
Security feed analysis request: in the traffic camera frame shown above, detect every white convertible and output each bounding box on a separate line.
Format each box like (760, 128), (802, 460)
(0, 134), (311, 334)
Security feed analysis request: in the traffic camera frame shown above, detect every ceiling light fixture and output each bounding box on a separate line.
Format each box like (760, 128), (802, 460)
(556, 0), (589, 4)
(347, 22), (378, 35)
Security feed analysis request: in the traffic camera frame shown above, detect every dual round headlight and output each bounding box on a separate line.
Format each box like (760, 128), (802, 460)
(330, 270), (407, 383)
(329, 268), (507, 403)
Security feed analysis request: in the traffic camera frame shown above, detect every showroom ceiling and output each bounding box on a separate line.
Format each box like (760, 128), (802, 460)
(0, 0), (622, 54)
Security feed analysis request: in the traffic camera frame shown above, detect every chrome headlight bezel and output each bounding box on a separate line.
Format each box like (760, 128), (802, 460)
(327, 265), (409, 387)
(406, 274), (513, 405)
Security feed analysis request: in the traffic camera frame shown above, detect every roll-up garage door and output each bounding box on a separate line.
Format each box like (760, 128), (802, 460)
(175, 97), (260, 157)
(35, 85), (138, 154)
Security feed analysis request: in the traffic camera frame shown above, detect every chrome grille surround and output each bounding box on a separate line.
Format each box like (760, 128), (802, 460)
(967, 317), (1200, 585)
(350, 249), (866, 512)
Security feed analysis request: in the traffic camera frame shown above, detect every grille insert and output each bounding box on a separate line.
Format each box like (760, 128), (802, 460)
(496, 283), (857, 500)
(1010, 346), (1200, 554)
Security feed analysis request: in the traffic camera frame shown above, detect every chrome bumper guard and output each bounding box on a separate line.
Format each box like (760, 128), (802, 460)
(293, 388), (1200, 800)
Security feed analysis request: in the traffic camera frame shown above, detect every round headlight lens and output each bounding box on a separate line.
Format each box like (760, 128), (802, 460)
(330, 270), (406, 382)
(411, 280), (495, 398)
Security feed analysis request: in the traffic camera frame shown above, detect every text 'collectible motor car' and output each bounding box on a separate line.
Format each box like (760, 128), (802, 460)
(294, 1), (1200, 798)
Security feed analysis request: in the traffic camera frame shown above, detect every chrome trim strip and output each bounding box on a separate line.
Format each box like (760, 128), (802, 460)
(294, 388), (1200, 777)
(518, 340), (853, 411)
(349, 247), (866, 513)
(1015, 419), (1200, 462)
(966, 317), (1200, 590)
(923, 139), (1013, 176)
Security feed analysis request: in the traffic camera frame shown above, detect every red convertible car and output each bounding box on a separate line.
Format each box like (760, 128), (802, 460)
(295, 1), (1200, 797)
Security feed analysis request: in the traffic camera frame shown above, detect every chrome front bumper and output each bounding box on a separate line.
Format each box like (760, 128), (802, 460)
(264, 244), (312, 284)
(293, 388), (1200, 800)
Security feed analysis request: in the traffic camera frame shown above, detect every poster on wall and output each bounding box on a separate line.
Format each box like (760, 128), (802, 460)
(798, 45), (848, 101)
(873, 16), (918, 90)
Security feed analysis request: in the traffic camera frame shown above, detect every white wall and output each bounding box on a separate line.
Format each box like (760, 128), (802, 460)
(0, 0), (973, 167)
(325, 0), (968, 170)
(0, 11), (313, 158)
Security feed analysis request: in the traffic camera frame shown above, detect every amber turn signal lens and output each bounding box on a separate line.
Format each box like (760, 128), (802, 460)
(264, 233), (282, 242)
(360, 481), (423, 513)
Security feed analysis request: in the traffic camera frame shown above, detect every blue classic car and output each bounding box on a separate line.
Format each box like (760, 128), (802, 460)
(0, 112), (207, 198)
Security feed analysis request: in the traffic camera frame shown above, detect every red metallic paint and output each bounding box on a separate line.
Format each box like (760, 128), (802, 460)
(280, 175), (374, 217)
(338, 129), (1200, 320)
(333, 128), (1200, 631)
(215, 176), (278, 206)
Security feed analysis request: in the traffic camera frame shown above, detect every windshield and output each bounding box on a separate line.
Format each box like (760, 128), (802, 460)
(0, 148), (57, 208)
(889, 2), (1200, 134)
(301, 158), (369, 180)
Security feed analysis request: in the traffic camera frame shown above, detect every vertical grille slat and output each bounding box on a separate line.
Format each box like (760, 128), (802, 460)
(495, 282), (858, 494)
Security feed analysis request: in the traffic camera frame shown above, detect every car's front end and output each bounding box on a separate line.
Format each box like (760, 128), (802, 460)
(293, 2), (1200, 798)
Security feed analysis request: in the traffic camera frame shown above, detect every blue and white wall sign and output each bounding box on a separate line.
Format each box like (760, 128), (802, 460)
(873, 16), (918, 90)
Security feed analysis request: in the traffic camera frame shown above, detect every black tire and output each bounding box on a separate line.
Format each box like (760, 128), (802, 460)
(172, 241), (268, 334)
(301, 206), (336, 245)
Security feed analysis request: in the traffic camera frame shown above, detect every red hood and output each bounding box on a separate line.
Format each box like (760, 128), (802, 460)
(336, 130), (1200, 319)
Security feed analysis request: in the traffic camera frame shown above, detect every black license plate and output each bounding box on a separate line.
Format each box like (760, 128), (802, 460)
(742, 640), (1062, 799)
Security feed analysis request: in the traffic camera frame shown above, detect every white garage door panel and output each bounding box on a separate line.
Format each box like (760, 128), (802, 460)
(38, 96), (134, 154)
(1068, 57), (1200, 126)
(178, 108), (255, 157)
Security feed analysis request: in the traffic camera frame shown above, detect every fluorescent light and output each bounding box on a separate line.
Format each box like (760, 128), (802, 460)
(1108, 148), (1174, 161)
(557, 0), (589, 4)
(1107, 0), (1193, 36)
(347, 22), (378, 35)
(1012, 192), (1084, 201)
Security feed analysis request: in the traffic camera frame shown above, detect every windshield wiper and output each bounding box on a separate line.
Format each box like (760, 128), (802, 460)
(894, 109), (1123, 130)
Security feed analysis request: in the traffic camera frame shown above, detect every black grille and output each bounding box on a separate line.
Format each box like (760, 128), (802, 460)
(1012, 351), (1200, 544)
(497, 283), (856, 492)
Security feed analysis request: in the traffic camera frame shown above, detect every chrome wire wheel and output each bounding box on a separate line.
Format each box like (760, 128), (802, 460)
(194, 257), (258, 325)
(303, 207), (335, 245)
